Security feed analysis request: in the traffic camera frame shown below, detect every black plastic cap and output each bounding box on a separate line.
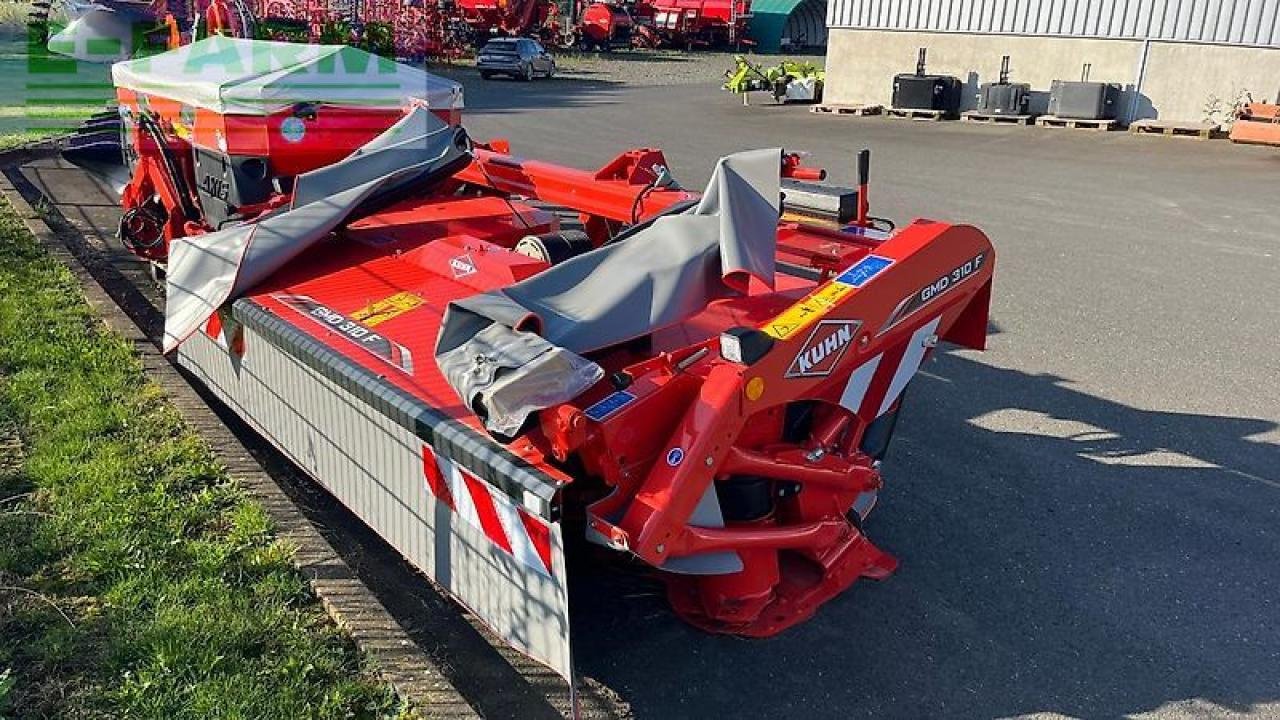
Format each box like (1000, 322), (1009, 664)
(722, 327), (775, 366)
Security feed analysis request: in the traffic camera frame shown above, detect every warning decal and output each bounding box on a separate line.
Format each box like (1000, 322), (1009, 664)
(765, 254), (896, 340)
(764, 281), (854, 340)
(350, 291), (424, 327)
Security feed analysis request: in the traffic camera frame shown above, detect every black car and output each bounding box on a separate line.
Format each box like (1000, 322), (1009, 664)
(477, 38), (556, 81)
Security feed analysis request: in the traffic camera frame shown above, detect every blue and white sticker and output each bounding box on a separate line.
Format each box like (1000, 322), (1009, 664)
(836, 254), (894, 288)
(666, 447), (685, 467)
(280, 116), (306, 144)
(584, 391), (636, 422)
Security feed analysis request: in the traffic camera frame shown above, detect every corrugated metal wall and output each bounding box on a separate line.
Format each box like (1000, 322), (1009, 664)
(826, 0), (1280, 46)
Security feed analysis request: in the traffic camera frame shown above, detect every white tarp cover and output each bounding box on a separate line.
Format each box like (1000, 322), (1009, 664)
(112, 37), (463, 115)
(47, 2), (141, 63)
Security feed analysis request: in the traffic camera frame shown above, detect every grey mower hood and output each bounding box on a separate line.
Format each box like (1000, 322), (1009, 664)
(436, 147), (782, 436)
(163, 106), (470, 352)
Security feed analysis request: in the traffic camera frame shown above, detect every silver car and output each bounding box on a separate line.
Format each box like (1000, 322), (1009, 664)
(477, 38), (556, 81)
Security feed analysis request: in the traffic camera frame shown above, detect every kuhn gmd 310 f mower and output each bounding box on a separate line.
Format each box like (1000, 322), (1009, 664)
(66, 38), (995, 683)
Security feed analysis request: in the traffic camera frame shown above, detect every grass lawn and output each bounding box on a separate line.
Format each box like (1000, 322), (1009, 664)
(0, 78), (416, 720)
(0, 17), (116, 147)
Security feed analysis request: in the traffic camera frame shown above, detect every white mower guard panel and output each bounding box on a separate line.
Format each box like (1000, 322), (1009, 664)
(177, 299), (574, 682)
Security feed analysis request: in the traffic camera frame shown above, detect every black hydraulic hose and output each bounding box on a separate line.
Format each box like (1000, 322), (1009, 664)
(629, 177), (659, 224)
(137, 113), (201, 221)
(869, 217), (896, 233)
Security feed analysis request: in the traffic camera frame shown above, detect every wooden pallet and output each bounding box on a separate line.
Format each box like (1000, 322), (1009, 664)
(960, 111), (1035, 126)
(810, 104), (883, 117)
(1129, 119), (1221, 140)
(886, 107), (953, 121)
(1035, 115), (1119, 132)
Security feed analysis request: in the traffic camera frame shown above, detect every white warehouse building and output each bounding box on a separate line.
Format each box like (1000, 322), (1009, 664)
(822, 0), (1280, 123)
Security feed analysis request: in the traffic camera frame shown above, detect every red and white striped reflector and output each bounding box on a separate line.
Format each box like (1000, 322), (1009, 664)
(203, 311), (225, 346)
(840, 317), (941, 418)
(422, 445), (554, 576)
(201, 309), (244, 355)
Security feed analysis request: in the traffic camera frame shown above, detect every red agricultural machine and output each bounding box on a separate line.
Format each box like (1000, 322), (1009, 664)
(633, 0), (751, 49)
(64, 38), (995, 685)
(452, 0), (562, 47)
(446, 0), (752, 52)
(40, 0), (471, 59)
(41, 0), (752, 60)
(574, 1), (634, 51)
(449, 0), (753, 52)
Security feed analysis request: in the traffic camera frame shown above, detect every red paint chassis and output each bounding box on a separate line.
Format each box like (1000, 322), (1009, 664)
(111, 89), (994, 640)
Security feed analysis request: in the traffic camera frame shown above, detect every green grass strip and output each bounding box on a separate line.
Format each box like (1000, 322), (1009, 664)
(0, 195), (414, 718)
(15, 82), (113, 90)
(0, 131), (66, 148)
(0, 107), (106, 119)
(10, 96), (110, 108)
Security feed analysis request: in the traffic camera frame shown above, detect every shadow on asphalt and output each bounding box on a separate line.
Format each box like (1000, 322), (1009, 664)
(571, 348), (1279, 718)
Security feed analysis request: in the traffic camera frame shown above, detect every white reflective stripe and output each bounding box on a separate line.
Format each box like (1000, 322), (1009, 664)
(443, 458), (483, 531)
(839, 353), (882, 413)
(492, 489), (549, 576)
(877, 316), (941, 417)
(432, 452), (459, 507)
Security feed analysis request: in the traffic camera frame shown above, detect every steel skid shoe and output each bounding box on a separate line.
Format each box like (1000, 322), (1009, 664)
(660, 453), (901, 632)
(664, 508), (898, 636)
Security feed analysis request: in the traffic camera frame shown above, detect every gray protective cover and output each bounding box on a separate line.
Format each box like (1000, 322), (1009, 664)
(436, 147), (782, 435)
(163, 106), (469, 352)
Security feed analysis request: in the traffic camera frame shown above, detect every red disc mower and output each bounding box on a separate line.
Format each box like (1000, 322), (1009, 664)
(65, 38), (995, 684)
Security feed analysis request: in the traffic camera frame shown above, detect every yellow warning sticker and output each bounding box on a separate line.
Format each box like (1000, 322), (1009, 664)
(350, 291), (424, 327)
(764, 282), (854, 340)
